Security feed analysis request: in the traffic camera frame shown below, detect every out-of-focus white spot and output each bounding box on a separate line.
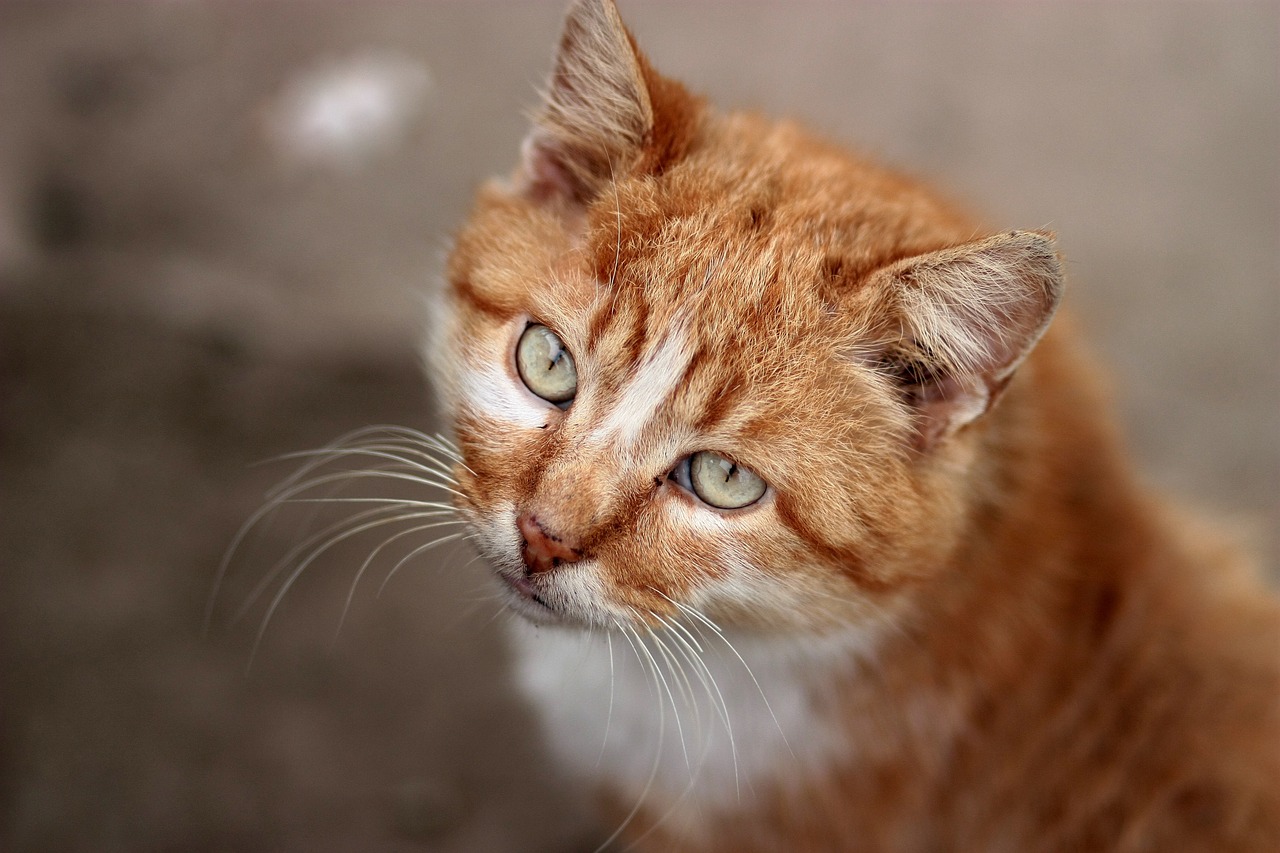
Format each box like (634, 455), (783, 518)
(266, 51), (433, 168)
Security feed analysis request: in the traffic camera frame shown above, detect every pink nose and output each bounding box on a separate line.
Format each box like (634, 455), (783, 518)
(517, 512), (583, 575)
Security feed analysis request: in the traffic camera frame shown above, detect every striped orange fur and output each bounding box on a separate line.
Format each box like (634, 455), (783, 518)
(430, 1), (1280, 849)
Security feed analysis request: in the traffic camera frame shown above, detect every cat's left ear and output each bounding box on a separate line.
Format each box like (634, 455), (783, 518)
(867, 230), (1064, 450)
(517, 0), (698, 206)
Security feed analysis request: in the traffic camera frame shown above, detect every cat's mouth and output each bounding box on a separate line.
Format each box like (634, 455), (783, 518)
(495, 569), (555, 612)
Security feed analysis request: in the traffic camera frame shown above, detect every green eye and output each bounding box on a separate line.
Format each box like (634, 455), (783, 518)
(516, 324), (577, 404)
(689, 451), (767, 509)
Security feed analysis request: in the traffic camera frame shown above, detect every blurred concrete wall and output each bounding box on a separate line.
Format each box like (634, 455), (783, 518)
(2, 2), (1274, 546)
(1, 3), (1275, 851)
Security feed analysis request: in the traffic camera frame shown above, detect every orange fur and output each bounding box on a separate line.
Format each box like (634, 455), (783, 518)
(432, 1), (1280, 849)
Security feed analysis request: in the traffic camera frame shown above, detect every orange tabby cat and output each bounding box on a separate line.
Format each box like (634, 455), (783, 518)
(430, 1), (1280, 849)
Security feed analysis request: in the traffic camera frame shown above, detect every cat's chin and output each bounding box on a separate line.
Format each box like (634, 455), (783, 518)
(491, 567), (577, 627)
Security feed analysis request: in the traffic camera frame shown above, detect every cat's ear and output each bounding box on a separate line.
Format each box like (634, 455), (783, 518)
(868, 230), (1064, 450)
(518, 0), (697, 206)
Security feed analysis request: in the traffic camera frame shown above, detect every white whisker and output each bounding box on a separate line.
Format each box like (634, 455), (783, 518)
(626, 613), (737, 851)
(657, 614), (727, 740)
(642, 619), (692, 772)
(596, 621), (666, 853)
(653, 592), (741, 795)
(671, 598), (795, 764)
(278, 442), (462, 487)
(213, 424), (467, 667)
(284, 496), (457, 512)
(231, 503), (433, 627)
(333, 517), (467, 644)
(272, 459), (466, 500)
(597, 629), (616, 769)
(648, 613), (702, 746)
(375, 530), (469, 597)
(243, 509), (451, 670)
(631, 618), (689, 773)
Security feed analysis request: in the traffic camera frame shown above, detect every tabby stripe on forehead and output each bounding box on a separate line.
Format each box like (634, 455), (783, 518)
(586, 291), (649, 364)
(592, 327), (693, 449)
(693, 373), (748, 434)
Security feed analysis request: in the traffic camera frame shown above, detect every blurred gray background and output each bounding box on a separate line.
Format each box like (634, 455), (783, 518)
(1, 3), (1276, 851)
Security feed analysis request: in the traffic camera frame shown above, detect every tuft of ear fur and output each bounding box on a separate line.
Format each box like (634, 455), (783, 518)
(870, 231), (1064, 450)
(519, 0), (697, 205)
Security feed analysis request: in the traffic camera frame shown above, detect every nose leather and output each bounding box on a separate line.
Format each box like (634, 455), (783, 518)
(517, 512), (583, 575)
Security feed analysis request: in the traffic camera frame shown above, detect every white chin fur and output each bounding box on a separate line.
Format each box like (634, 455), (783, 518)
(507, 618), (876, 845)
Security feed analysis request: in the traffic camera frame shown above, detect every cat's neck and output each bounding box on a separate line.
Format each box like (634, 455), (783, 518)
(861, 323), (1172, 760)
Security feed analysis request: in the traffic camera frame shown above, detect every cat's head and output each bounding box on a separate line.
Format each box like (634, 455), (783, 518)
(432, 0), (1062, 638)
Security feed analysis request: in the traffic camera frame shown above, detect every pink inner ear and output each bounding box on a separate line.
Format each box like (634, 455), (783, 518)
(906, 373), (991, 452)
(519, 134), (582, 205)
(870, 231), (1064, 451)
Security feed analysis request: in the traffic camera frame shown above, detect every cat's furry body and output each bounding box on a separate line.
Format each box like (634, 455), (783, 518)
(431, 1), (1280, 849)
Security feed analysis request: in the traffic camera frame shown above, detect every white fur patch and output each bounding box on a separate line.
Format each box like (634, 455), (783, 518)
(458, 361), (549, 429)
(591, 327), (692, 450)
(509, 620), (871, 846)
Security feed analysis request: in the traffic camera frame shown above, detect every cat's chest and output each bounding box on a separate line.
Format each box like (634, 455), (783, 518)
(508, 622), (863, 825)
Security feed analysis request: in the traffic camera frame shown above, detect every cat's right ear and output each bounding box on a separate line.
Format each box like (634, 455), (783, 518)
(517, 0), (697, 207)
(865, 230), (1065, 451)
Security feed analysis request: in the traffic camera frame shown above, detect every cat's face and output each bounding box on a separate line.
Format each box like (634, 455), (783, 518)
(432, 0), (1061, 637)
(436, 181), (933, 635)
